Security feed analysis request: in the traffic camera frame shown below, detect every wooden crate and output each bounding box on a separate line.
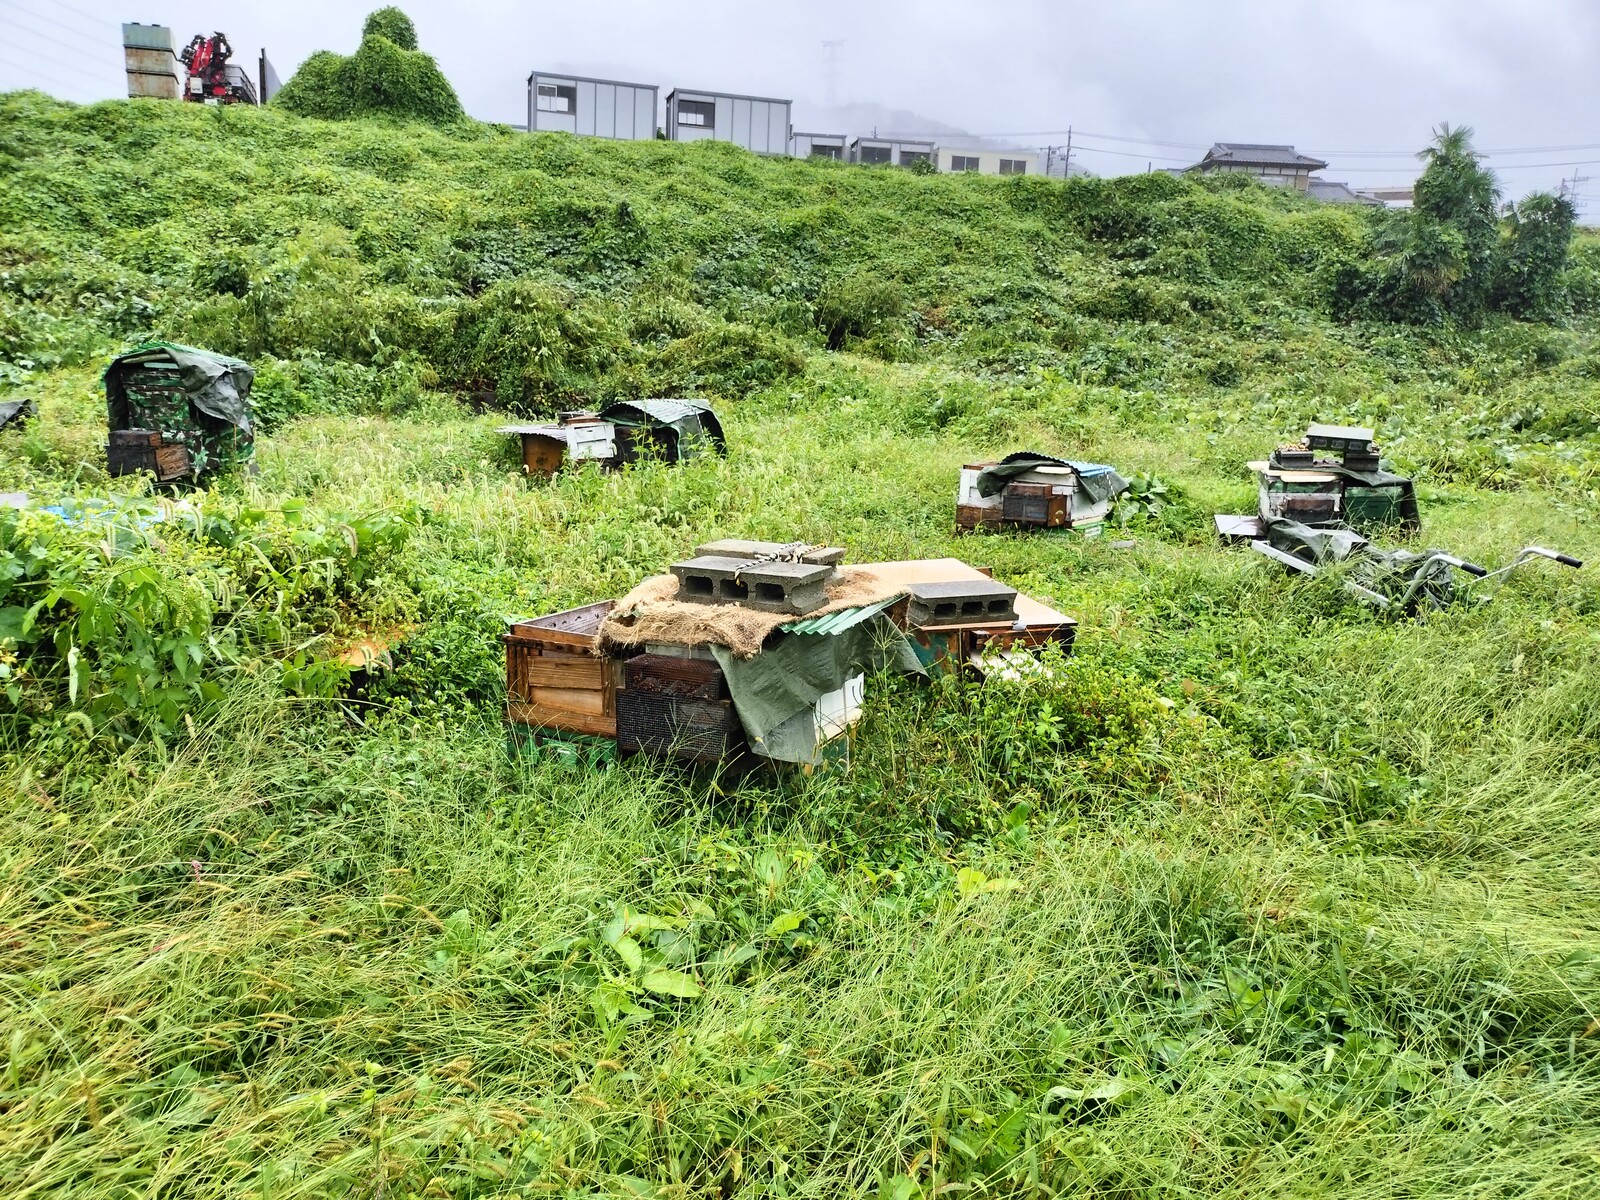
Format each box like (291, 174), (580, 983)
(107, 429), (191, 481)
(504, 601), (621, 738)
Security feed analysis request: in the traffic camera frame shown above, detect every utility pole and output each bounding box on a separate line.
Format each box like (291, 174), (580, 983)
(821, 40), (844, 108)
(1063, 125), (1072, 177)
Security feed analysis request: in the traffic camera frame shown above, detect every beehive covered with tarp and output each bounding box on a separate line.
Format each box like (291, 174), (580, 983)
(104, 343), (255, 481)
(957, 452), (1129, 534)
(600, 399), (725, 465)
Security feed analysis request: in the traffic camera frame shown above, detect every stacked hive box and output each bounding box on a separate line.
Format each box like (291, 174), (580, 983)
(503, 602), (622, 739)
(615, 649), (747, 763)
(108, 360), (253, 480)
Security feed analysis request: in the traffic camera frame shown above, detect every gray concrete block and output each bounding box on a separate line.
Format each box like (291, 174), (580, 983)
(671, 556), (835, 615)
(907, 579), (1018, 627)
(694, 539), (846, 566)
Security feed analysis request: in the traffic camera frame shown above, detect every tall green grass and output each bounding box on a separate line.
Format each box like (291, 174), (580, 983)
(2, 91), (1599, 1197)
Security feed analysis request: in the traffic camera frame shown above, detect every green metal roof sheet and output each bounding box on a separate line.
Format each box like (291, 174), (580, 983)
(781, 594), (904, 635)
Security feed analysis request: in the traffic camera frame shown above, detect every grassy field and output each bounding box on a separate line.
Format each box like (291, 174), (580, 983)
(2, 93), (1600, 1198)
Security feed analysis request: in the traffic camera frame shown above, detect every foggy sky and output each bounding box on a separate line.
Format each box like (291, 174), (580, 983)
(7, 0), (1597, 209)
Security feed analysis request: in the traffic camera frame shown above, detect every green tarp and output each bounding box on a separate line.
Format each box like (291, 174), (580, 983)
(709, 615), (924, 749)
(599, 399), (726, 462)
(105, 342), (254, 432)
(975, 452), (1129, 503)
(103, 342), (255, 477)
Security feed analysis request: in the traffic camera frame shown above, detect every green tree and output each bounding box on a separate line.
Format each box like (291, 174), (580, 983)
(1493, 192), (1576, 320)
(362, 7), (418, 50)
(274, 8), (461, 124)
(1409, 123), (1500, 321)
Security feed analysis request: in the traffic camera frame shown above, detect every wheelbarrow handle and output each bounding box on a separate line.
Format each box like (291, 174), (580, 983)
(1555, 553), (1584, 569)
(1457, 560), (1489, 577)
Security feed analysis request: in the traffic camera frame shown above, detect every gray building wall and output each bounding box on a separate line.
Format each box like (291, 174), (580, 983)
(849, 137), (936, 166)
(528, 73), (657, 140)
(666, 89), (791, 155)
(792, 132), (847, 159)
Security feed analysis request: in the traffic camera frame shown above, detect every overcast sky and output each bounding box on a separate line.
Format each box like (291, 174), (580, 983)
(5, 0), (1596, 210)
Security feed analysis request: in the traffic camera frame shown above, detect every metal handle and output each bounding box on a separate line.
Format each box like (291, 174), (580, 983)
(1458, 561), (1489, 578)
(1555, 554), (1583, 569)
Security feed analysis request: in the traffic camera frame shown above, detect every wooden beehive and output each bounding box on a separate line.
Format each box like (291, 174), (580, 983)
(504, 601), (622, 738)
(615, 652), (746, 763)
(106, 429), (192, 481)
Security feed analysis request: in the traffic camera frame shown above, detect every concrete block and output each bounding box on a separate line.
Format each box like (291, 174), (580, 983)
(694, 539), (845, 566)
(671, 555), (834, 615)
(907, 579), (1018, 627)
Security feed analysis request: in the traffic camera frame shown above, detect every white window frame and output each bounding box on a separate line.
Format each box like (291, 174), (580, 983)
(536, 83), (574, 114)
(677, 99), (715, 129)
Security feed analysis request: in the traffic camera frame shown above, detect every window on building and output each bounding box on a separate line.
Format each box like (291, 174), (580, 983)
(899, 150), (931, 167)
(859, 145), (892, 164)
(536, 83), (576, 113)
(677, 99), (715, 128)
(810, 144), (842, 159)
(951, 155), (980, 172)
(999, 158), (1028, 175)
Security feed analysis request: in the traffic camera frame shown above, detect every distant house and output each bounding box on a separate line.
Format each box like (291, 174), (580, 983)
(792, 132), (847, 160)
(527, 72), (657, 140)
(935, 146), (1038, 176)
(665, 88), (792, 155)
(1307, 178), (1383, 205)
(1187, 143), (1328, 192)
(1355, 186), (1414, 209)
(849, 135), (935, 167)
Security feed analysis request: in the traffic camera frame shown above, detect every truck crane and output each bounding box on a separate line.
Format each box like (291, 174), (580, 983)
(178, 33), (257, 104)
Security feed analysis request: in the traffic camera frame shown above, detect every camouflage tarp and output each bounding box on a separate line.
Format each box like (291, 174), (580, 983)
(104, 343), (255, 476)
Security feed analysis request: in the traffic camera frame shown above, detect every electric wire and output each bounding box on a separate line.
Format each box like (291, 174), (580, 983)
(0, 0), (110, 40)
(0, 53), (96, 100)
(1, 37), (87, 80)
(3, 12), (96, 60)
(35, 0), (111, 29)
(861, 123), (1600, 161)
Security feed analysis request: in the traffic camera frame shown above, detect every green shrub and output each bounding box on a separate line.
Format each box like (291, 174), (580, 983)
(362, 6), (418, 49)
(0, 498), (414, 748)
(814, 273), (905, 350)
(273, 9), (462, 124)
(635, 321), (806, 398)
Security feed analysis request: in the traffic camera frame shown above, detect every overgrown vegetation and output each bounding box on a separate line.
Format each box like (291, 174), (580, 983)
(272, 8), (462, 125)
(1, 82), (1598, 1199)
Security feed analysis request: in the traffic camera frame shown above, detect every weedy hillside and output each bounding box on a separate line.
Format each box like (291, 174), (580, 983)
(2, 89), (1600, 1199)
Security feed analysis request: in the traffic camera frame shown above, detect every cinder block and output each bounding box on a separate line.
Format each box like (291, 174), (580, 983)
(907, 579), (1018, 628)
(694, 539), (845, 566)
(671, 555), (834, 615)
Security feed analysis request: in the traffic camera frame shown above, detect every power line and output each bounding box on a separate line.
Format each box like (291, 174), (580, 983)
(0, 0), (114, 44)
(842, 121), (1600, 162)
(2, 36), (87, 80)
(0, 53), (96, 100)
(1061, 143), (1191, 163)
(36, 0), (111, 29)
(3, 11), (102, 60)
(1345, 158), (1600, 174)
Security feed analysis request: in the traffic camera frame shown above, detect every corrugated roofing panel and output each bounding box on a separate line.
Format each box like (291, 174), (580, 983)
(782, 595), (903, 636)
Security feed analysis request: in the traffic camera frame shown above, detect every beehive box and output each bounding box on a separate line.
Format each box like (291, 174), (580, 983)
(504, 601), (622, 738)
(615, 651), (746, 763)
(106, 429), (192, 481)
